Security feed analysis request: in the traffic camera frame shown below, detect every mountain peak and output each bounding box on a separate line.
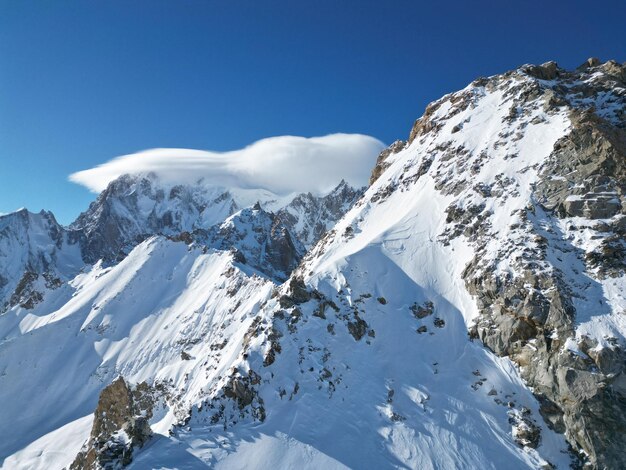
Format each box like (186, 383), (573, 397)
(200, 204), (306, 282)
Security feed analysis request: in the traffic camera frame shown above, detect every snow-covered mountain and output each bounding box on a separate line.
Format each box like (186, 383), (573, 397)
(1, 58), (625, 470)
(275, 180), (364, 249)
(200, 204), (306, 282)
(0, 209), (83, 311)
(0, 176), (361, 311)
(71, 173), (296, 265)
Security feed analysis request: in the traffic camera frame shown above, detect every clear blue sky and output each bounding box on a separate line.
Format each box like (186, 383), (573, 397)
(1, 0), (625, 224)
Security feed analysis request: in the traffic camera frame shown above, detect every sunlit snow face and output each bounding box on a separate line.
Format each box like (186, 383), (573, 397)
(69, 134), (385, 195)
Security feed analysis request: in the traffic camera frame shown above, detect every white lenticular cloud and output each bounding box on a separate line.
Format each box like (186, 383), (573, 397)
(69, 134), (385, 195)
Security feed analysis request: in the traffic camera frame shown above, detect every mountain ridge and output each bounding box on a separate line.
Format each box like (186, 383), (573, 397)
(1, 58), (625, 469)
(0, 177), (363, 311)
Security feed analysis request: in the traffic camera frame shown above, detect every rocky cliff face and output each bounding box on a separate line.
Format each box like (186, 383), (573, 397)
(70, 173), (241, 264)
(461, 59), (626, 468)
(275, 180), (365, 249)
(368, 140), (406, 186)
(70, 377), (162, 470)
(200, 204), (306, 282)
(0, 209), (82, 311)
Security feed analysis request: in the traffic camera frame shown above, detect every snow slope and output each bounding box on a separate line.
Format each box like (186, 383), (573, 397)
(125, 62), (579, 469)
(2, 59), (625, 469)
(0, 238), (274, 468)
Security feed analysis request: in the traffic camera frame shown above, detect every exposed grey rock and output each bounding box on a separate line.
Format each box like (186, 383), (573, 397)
(278, 277), (315, 308)
(577, 57), (602, 71)
(347, 314), (369, 341)
(535, 110), (626, 220)
(199, 205), (305, 282)
(465, 248), (626, 468)
(205, 369), (266, 427)
(509, 407), (542, 448)
(276, 180), (365, 249)
(369, 140), (406, 185)
(521, 61), (560, 80)
(0, 209), (77, 312)
(70, 377), (161, 469)
(459, 59), (626, 468)
(535, 105), (626, 280)
(70, 173), (239, 265)
(410, 301), (434, 319)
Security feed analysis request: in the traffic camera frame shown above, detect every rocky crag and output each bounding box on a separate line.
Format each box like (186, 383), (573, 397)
(372, 58), (626, 468)
(465, 60), (626, 468)
(70, 378), (163, 470)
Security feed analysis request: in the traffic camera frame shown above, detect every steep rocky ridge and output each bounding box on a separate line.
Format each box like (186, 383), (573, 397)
(189, 58), (626, 469)
(70, 377), (162, 469)
(458, 59), (626, 468)
(275, 180), (365, 249)
(0, 209), (82, 312)
(368, 140), (406, 186)
(70, 173), (264, 265)
(198, 204), (306, 282)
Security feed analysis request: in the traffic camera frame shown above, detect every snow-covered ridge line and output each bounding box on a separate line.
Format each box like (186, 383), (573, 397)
(234, 58), (626, 468)
(0, 175), (364, 312)
(1, 58), (625, 470)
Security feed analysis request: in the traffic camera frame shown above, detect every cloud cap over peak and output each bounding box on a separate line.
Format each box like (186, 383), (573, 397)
(69, 134), (385, 195)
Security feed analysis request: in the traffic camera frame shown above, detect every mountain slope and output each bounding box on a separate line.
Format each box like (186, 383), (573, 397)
(305, 59), (626, 467)
(0, 177), (365, 469)
(1, 58), (625, 470)
(156, 58), (623, 468)
(0, 237), (275, 468)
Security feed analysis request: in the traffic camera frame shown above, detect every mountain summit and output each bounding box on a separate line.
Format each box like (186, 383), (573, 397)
(1, 59), (625, 470)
